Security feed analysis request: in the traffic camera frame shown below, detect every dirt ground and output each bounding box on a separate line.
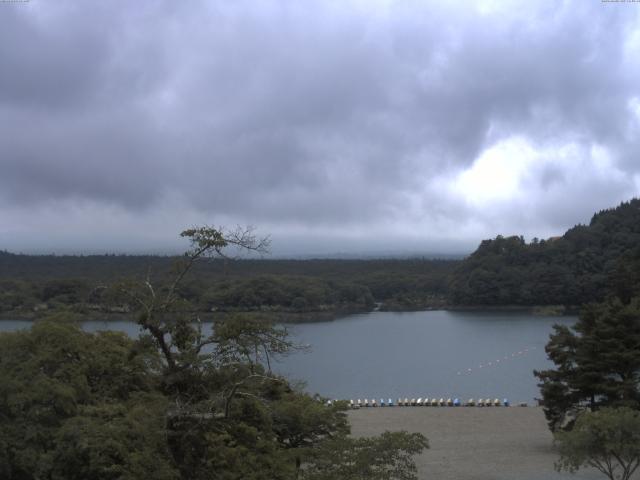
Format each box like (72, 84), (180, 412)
(348, 406), (636, 480)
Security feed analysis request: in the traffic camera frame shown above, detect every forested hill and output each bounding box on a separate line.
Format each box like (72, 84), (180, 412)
(0, 253), (457, 318)
(449, 199), (640, 306)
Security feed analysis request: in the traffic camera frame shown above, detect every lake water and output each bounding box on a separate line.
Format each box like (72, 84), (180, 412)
(0, 310), (576, 403)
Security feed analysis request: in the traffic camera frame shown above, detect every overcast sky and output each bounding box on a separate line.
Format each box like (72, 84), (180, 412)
(1, 0), (639, 256)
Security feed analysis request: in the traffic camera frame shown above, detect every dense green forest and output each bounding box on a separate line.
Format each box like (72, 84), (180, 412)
(0, 254), (455, 320)
(2, 198), (640, 319)
(0, 227), (429, 479)
(449, 199), (640, 308)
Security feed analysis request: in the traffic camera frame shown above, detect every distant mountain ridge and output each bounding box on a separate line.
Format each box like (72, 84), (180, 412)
(449, 198), (640, 306)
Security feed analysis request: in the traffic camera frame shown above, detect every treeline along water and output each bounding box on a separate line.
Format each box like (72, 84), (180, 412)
(0, 310), (575, 403)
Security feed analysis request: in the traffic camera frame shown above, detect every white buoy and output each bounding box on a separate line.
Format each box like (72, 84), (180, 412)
(467, 398), (475, 407)
(439, 398), (445, 406)
(398, 398), (403, 406)
(380, 398), (385, 407)
(388, 398), (394, 406)
(404, 398), (409, 406)
(372, 399), (377, 407)
(446, 398), (453, 407)
(364, 398), (369, 407)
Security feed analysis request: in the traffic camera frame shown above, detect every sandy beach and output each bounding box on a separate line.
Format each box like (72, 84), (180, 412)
(348, 407), (637, 480)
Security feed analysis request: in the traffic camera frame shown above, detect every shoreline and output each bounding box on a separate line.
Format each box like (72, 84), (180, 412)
(0, 303), (579, 323)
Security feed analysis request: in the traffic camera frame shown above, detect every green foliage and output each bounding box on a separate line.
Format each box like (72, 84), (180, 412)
(450, 198), (640, 306)
(554, 407), (640, 480)
(0, 320), (173, 480)
(0, 251), (456, 317)
(302, 431), (429, 480)
(535, 297), (640, 431)
(0, 226), (431, 479)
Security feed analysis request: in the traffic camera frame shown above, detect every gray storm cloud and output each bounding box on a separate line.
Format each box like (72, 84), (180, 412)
(0, 0), (639, 255)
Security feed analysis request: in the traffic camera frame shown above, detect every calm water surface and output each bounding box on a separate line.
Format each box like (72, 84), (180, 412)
(276, 310), (575, 403)
(1, 310), (575, 403)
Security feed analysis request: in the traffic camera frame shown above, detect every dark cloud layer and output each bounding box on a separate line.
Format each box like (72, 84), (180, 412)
(1, 0), (639, 255)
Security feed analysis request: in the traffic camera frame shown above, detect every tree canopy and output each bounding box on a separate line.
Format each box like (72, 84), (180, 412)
(554, 407), (640, 480)
(0, 226), (429, 480)
(450, 199), (640, 307)
(534, 296), (640, 431)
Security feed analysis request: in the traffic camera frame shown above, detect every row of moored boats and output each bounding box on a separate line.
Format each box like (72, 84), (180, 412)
(345, 397), (516, 408)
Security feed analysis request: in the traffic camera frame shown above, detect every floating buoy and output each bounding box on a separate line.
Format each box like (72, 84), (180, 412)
(454, 398), (461, 406)
(388, 398), (394, 407)
(404, 398), (409, 406)
(467, 398), (475, 406)
(417, 397), (423, 406)
(380, 398), (385, 407)
(364, 398), (369, 407)
(493, 398), (500, 407)
(503, 398), (509, 407)
(372, 399), (377, 407)
(446, 398), (453, 407)
(478, 398), (484, 407)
